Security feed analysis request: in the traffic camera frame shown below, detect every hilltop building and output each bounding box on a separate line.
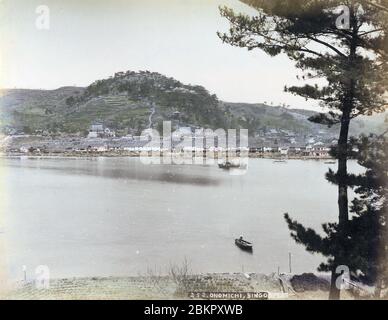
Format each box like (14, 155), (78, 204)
(88, 122), (115, 138)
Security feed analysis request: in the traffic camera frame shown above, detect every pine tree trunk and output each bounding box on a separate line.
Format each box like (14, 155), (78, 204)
(329, 268), (341, 300)
(329, 109), (351, 300)
(329, 4), (358, 299)
(329, 110), (351, 300)
(374, 278), (382, 299)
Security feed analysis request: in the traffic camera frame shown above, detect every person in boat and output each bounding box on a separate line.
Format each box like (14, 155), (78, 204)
(239, 235), (243, 241)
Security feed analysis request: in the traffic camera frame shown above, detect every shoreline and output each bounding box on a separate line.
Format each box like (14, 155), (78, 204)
(2, 272), (356, 300)
(0, 152), (335, 161)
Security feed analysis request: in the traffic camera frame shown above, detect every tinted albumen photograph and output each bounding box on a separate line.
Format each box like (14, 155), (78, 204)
(0, 0), (387, 302)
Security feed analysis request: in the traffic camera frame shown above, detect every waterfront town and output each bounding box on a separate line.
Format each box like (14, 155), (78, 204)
(0, 121), (334, 159)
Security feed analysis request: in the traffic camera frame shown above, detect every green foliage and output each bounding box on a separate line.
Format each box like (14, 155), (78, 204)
(0, 71), (383, 137)
(219, 0), (388, 298)
(285, 134), (387, 294)
(218, 0), (388, 117)
(65, 96), (76, 107)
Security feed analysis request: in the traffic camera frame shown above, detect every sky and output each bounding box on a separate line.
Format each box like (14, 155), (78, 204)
(0, 0), (319, 109)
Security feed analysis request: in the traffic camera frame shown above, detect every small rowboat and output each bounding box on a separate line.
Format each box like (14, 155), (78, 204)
(235, 238), (253, 252)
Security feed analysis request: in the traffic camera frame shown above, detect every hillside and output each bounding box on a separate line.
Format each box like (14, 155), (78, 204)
(0, 71), (385, 137)
(0, 71), (225, 135)
(221, 102), (386, 138)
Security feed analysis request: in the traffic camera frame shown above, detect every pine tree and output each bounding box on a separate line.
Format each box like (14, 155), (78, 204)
(218, 0), (388, 299)
(285, 133), (387, 298)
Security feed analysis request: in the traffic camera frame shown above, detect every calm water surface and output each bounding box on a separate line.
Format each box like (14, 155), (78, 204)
(0, 157), (362, 280)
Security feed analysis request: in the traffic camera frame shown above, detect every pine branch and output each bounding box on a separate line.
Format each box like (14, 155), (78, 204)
(364, 0), (388, 12)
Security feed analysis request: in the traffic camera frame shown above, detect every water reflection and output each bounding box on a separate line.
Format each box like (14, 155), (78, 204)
(4, 157), (220, 186)
(1, 157), (362, 280)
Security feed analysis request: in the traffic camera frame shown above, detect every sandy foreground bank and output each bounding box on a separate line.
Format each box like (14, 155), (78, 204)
(0, 273), (357, 300)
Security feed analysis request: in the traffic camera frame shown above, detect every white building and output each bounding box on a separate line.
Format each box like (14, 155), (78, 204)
(279, 147), (289, 155)
(90, 122), (104, 132)
(87, 131), (98, 139)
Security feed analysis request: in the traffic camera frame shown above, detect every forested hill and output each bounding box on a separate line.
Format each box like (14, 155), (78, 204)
(0, 71), (385, 136)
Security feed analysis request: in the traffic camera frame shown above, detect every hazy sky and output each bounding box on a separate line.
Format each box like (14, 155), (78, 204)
(0, 0), (319, 109)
